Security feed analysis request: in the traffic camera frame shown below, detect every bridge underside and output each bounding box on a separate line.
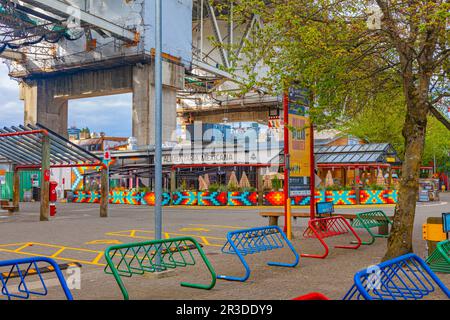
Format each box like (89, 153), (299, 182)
(179, 100), (280, 124)
(19, 59), (184, 145)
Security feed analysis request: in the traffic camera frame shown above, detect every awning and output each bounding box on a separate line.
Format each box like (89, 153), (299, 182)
(0, 123), (102, 167)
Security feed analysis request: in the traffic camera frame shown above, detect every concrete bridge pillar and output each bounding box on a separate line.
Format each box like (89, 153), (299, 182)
(132, 62), (184, 146)
(20, 80), (68, 138)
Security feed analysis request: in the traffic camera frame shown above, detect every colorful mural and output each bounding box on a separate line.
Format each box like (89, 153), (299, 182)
(198, 192), (228, 206)
(72, 190), (398, 206)
(124, 192), (141, 206)
(227, 192), (258, 206)
(383, 190), (398, 204)
(325, 190), (357, 205)
(264, 192), (285, 206)
(71, 166), (103, 191)
(360, 190), (398, 205)
(172, 192), (198, 205)
(71, 168), (85, 192)
(73, 191), (88, 203)
(291, 192), (321, 206)
(109, 191), (126, 205)
(140, 192), (171, 206)
(86, 191), (101, 204)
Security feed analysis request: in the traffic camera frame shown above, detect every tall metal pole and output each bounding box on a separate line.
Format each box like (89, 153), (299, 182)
(154, 0), (163, 242)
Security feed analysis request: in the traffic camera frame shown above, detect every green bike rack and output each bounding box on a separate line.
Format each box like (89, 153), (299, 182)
(104, 237), (217, 300)
(351, 210), (392, 245)
(426, 240), (450, 273)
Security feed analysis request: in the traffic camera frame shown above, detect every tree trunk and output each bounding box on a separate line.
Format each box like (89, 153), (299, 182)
(383, 96), (429, 260)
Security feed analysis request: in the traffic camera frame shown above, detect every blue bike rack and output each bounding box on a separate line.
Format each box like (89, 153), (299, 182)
(0, 257), (73, 300)
(217, 226), (300, 282)
(343, 253), (450, 300)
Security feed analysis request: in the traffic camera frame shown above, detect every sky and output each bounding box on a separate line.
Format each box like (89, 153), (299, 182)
(0, 64), (133, 137)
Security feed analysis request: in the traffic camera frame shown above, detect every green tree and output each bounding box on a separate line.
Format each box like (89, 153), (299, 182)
(343, 88), (406, 159)
(423, 116), (450, 170)
(222, 0), (449, 260)
(344, 103), (450, 170)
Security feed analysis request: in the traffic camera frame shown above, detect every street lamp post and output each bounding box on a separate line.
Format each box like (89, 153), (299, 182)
(154, 0), (163, 243)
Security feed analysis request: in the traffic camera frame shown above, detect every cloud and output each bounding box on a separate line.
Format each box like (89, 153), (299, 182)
(0, 64), (20, 92)
(69, 94), (132, 137)
(0, 64), (23, 127)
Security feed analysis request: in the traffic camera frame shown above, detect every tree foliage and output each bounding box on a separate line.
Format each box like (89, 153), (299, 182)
(342, 87), (406, 159)
(423, 116), (450, 170)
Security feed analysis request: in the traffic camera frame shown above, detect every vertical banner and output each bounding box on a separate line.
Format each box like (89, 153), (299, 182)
(288, 87), (311, 197)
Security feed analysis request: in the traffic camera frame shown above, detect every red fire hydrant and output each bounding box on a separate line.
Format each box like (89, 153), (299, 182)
(49, 181), (58, 217)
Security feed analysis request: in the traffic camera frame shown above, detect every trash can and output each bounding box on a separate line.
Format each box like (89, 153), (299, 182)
(23, 190), (32, 202)
(66, 191), (74, 203)
(32, 187), (40, 202)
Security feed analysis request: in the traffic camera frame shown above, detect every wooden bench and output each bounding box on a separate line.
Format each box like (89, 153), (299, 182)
(1, 200), (16, 213)
(259, 211), (391, 235)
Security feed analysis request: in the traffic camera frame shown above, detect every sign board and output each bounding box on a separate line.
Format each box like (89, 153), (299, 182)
(288, 87), (311, 197)
(30, 173), (39, 187)
(443, 213), (450, 233)
(289, 177), (310, 196)
(418, 190), (430, 202)
(103, 151), (111, 161)
(163, 148), (281, 166)
(316, 202), (334, 216)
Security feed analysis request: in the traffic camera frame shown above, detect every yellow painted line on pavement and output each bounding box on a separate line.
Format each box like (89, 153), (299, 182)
(179, 227), (210, 232)
(0, 242), (106, 267)
(85, 239), (123, 245)
(91, 252), (106, 265)
(188, 224), (250, 230)
(14, 243), (34, 253)
(50, 247), (66, 258)
(105, 230), (225, 247)
(0, 242), (34, 249)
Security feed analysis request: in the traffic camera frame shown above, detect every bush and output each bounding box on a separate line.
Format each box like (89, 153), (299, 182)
(365, 184), (386, 190)
(271, 176), (283, 191)
(179, 180), (188, 192)
(208, 183), (221, 192)
(227, 182), (242, 192)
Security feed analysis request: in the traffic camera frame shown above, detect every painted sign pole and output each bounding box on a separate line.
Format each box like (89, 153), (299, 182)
(309, 124), (315, 219)
(154, 0), (163, 243)
(283, 92), (291, 237)
(287, 87), (314, 226)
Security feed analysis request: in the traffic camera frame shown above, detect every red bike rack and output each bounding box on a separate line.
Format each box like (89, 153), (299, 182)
(292, 292), (330, 300)
(301, 216), (362, 259)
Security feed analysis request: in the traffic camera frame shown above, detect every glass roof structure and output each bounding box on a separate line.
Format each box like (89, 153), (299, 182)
(0, 123), (102, 166)
(314, 143), (400, 165)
